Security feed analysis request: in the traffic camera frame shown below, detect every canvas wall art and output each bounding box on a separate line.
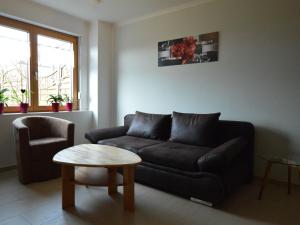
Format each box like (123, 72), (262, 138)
(158, 32), (219, 67)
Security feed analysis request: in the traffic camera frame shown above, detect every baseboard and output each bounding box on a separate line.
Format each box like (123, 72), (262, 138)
(0, 165), (16, 173)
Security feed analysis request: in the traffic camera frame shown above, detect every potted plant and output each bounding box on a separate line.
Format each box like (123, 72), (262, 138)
(48, 94), (64, 112)
(20, 89), (30, 113)
(63, 94), (73, 112)
(0, 88), (9, 114)
(11, 88), (30, 113)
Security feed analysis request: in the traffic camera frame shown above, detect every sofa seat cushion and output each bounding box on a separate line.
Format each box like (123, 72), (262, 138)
(138, 142), (211, 172)
(98, 136), (163, 153)
(30, 137), (68, 161)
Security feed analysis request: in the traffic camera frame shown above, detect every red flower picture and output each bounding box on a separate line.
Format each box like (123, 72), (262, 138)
(158, 32), (219, 67)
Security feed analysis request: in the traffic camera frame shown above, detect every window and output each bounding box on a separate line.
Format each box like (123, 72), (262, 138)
(0, 16), (78, 112)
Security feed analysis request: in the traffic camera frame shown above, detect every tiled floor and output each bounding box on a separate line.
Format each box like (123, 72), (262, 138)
(0, 169), (299, 225)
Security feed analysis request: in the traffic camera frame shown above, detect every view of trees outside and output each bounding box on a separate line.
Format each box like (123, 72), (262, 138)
(0, 25), (30, 106)
(37, 35), (73, 106)
(0, 25), (74, 106)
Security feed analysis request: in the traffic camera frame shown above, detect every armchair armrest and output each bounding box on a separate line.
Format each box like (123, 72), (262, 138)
(49, 118), (75, 146)
(197, 137), (247, 172)
(12, 119), (30, 146)
(85, 126), (129, 144)
(12, 119), (31, 183)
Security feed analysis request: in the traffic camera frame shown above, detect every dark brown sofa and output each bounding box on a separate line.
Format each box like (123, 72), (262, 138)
(13, 116), (74, 184)
(85, 112), (254, 206)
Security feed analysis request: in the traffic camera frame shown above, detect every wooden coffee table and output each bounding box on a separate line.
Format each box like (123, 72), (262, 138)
(53, 144), (142, 211)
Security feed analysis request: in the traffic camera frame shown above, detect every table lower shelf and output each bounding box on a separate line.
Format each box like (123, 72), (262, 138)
(74, 167), (123, 186)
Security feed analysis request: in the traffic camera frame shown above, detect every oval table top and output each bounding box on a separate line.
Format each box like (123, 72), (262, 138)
(53, 144), (142, 167)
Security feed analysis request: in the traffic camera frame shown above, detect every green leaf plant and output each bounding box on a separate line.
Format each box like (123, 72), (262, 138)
(47, 94), (64, 105)
(63, 94), (73, 103)
(0, 88), (9, 106)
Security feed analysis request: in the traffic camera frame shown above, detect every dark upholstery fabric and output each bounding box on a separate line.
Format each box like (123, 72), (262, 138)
(22, 117), (74, 144)
(30, 137), (67, 146)
(85, 113), (255, 205)
(170, 111), (221, 146)
(22, 117), (49, 140)
(219, 155), (252, 195)
(98, 136), (163, 153)
(127, 111), (171, 140)
(197, 137), (247, 172)
(30, 161), (61, 182)
(85, 126), (128, 144)
(217, 121), (255, 181)
(124, 114), (135, 127)
(30, 137), (68, 161)
(12, 116), (74, 184)
(139, 142), (211, 172)
(135, 164), (224, 205)
(140, 161), (211, 178)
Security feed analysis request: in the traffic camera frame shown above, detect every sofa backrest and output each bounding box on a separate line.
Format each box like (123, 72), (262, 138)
(124, 114), (254, 145)
(217, 120), (254, 146)
(124, 113), (255, 180)
(124, 114), (135, 127)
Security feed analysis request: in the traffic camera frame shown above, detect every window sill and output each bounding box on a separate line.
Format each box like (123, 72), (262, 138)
(0, 110), (92, 117)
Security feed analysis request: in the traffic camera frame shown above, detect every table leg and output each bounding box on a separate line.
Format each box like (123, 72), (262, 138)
(258, 161), (272, 200)
(108, 167), (117, 195)
(297, 166), (300, 180)
(62, 165), (75, 209)
(288, 165), (292, 195)
(123, 166), (135, 211)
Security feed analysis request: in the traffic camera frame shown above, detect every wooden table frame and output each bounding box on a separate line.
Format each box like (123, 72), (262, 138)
(258, 162), (300, 200)
(53, 144), (141, 212)
(61, 164), (136, 211)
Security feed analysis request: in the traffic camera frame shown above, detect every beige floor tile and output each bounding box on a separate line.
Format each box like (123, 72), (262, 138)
(0, 169), (300, 225)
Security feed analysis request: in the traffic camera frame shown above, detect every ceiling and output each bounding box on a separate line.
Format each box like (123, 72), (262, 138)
(29, 0), (209, 24)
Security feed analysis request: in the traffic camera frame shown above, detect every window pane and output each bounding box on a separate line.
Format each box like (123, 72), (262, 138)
(37, 35), (74, 106)
(0, 25), (30, 106)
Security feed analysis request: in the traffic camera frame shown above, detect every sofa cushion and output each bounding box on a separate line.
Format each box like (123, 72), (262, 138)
(138, 142), (211, 172)
(98, 136), (163, 153)
(127, 111), (171, 140)
(170, 111), (221, 146)
(30, 137), (68, 161)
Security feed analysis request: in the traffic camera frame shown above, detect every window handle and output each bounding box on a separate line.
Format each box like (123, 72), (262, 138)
(35, 72), (38, 80)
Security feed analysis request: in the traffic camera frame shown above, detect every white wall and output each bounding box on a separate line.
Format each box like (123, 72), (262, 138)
(88, 21), (114, 128)
(88, 21), (99, 128)
(98, 22), (114, 128)
(0, 111), (93, 168)
(115, 0), (300, 182)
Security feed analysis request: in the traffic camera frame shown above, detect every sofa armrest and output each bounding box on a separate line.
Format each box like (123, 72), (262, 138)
(197, 137), (247, 172)
(85, 126), (129, 144)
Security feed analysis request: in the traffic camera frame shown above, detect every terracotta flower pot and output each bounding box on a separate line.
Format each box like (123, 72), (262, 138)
(65, 103), (73, 112)
(52, 103), (60, 112)
(20, 103), (29, 113)
(0, 103), (4, 114)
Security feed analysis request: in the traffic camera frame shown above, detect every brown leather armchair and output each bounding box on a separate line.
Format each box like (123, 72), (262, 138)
(13, 116), (75, 184)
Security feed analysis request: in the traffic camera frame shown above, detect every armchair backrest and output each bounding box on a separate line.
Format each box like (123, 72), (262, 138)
(22, 117), (52, 139)
(14, 116), (74, 140)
